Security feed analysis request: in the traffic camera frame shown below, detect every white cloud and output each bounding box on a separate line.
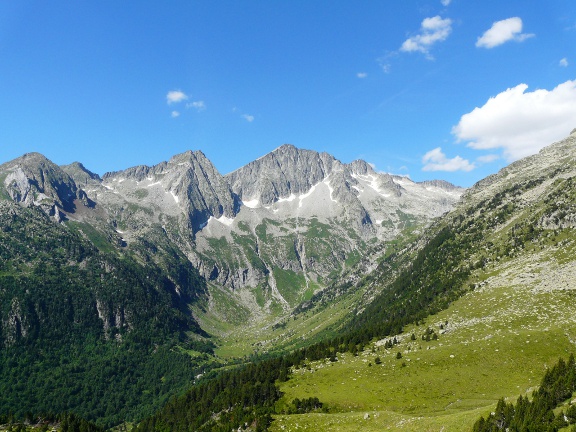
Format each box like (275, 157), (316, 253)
(357, 72), (368, 78)
(242, 114), (254, 122)
(422, 147), (475, 172)
(560, 57), (569, 67)
(187, 100), (206, 111)
(171, 111), (180, 118)
(441, 0), (451, 5)
(166, 90), (188, 104)
(452, 80), (576, 161)
(476, 17), (534, 48)
(400, 16), (452, 59)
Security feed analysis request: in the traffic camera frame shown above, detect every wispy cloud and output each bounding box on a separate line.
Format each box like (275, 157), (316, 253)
(441, 0), (451, 5)
(357, 72), (368, 78)
(375, 50), (398, 74)
(171, 111), (180, 118)
(186, 100), (206, 111)
(400, 16), (452, 59)
(422, 147), (474, 172)
(377, 56), (392, 73)
(242, 114), (254, 122)
(166, 90), (188, 104)
(452, 80), (576, 161)
(560, 57), (569, 67)
(476, 17), (534, 48)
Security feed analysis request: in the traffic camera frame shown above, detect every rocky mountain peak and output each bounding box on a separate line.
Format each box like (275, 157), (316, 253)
(347, 159), (376, 176)
(61, 161), (101, 186)
(99, 150), (239, 232)
(0, 152), (83, 218)
(168, 149), (208, 165)
(226, 144), (338, 205)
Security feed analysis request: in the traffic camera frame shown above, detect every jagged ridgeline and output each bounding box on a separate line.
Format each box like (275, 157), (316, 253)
(0, 147), (461, 327)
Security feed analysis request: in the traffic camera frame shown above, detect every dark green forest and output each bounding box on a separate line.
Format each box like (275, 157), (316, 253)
(0, 202), (214, 427)
(474, 355), (576, 432)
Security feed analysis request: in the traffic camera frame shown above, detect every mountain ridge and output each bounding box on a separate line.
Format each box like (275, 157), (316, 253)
(0, 144), (464, 329)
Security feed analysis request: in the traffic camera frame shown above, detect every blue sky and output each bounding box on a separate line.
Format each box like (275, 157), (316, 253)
(1, 1), (575, 187)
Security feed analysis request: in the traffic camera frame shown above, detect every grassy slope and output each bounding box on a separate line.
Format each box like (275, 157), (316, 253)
(272, 240), (576, 430)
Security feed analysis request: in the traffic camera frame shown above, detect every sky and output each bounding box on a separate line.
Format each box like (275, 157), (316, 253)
(1, 1), (575, 187)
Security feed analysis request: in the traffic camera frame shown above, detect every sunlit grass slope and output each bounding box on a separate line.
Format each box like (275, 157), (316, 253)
(272, 237), (576, 431)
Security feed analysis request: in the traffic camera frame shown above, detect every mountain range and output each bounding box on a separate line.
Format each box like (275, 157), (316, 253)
(0, 144), (462, 325)
(2, 130), (576, 430)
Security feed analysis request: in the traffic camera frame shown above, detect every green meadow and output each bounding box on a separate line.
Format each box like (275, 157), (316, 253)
(270, 244), (576, 431)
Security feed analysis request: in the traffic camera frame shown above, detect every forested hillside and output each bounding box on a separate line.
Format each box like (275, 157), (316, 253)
(0, 201), (214, 426)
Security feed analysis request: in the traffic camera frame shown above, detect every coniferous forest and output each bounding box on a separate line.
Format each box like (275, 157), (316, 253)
(474, 355), (576, 432)
(0, 202), (215, 427)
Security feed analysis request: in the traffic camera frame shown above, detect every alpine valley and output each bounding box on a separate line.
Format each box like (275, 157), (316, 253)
(2, 131), (576, 431)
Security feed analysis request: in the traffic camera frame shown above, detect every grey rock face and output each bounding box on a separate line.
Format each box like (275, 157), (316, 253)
(103, 150), (239, 232)
(0, 153), (82, 216)
(418, 179), (462, 192)
(226, 144), (338, 205)
(61, 162), (101, 186)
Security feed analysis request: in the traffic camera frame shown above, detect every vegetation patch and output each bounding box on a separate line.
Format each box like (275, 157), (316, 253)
(66, 221), (116, 253)
(132, 188), (149, 199)
(0, 174), (10, 200)
(273, 267), (307, 307)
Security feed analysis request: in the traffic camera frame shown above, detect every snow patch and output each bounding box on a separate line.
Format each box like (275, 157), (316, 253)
(323, 180), (338, 203)
(277, 193), (297, 203)
(170, 190), (179, 203)
(393, 177), (413, 186)
(354, 173), (391, 198)
(146, 181), (161, 187)
(242, 198), (260, 208)
(216, 215), (234, 226)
